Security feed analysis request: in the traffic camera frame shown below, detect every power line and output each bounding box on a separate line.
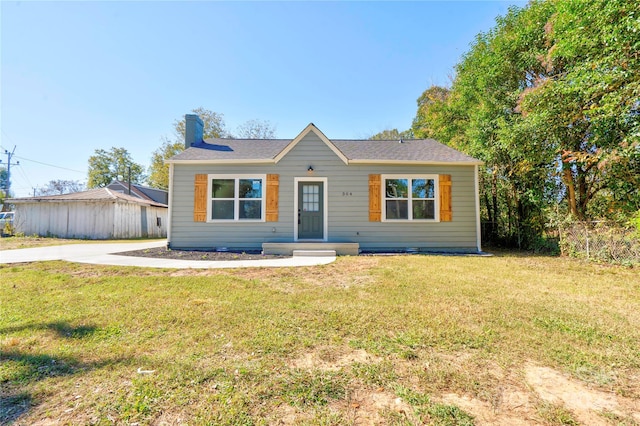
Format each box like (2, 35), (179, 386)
(13, 155), (86, 174)
(1, 131), (86, 174)
(17, 164), (34, 191)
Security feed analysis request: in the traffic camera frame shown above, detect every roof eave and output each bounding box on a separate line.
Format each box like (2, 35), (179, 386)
(165, 159), (276, 165)
(348, 159), (485, 166)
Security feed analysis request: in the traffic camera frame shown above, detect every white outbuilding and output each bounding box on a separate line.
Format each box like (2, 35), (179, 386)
(9, 188), (167, 239)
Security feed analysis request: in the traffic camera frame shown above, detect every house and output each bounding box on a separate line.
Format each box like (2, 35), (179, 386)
(9, 188), (168, 239)
(166, 114), (482, 254)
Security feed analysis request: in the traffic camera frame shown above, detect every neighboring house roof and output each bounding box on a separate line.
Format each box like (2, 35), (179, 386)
(168, 123), (482, 165)
(9, 188), (167, 208)
(107, 181), (168, 204)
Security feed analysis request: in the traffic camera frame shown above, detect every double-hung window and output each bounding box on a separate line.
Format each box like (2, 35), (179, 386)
(383, 175), (438, 221)
(209, 175), (265, 221)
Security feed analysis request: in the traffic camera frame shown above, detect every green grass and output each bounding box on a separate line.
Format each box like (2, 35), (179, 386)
(1, 254), (639, 424)
(0, 235), (164, 251)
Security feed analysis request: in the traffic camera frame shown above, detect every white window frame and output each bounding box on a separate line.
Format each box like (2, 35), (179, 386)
(381, 174), (440, 222)
(207, 174), (267, 222)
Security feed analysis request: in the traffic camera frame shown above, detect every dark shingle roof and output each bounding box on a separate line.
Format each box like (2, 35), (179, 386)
(168, 125), (481, 165)
(171, 140), (290, 162)
(332, 139), (479, 163)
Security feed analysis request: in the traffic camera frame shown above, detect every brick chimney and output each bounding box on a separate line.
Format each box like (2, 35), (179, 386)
(185, 114), (204, 149)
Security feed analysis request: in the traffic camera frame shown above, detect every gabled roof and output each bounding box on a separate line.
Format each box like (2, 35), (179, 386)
(167, 123), (482, 165)
(9, 188), (168, 208)
(107, 181), (154, 201)
(107, 181), (168, 204)
(274, 123), (349, 165)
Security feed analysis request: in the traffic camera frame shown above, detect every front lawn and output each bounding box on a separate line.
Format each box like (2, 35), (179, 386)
(0, 236), (165, 251)
(1, 254), (638, 424)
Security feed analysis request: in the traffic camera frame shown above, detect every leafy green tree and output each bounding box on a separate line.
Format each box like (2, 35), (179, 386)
(37, 180), (84, 196)
(0, 168), (8, 192)
(0, 167), (9, 205)
(519, 0), (640, 217)
(147, 137), (185, 190)
(412, 86), (451, 141)
(412, 2), (556, 247)
(411, 0), (639, 247)
(370, 128), (414, 140)
(87, 147), (145, 189)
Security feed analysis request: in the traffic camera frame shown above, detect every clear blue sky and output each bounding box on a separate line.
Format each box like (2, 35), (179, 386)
(2, 1), (524, 197)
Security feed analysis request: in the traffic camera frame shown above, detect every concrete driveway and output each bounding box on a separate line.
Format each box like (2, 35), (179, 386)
(0, 240), (336, 269)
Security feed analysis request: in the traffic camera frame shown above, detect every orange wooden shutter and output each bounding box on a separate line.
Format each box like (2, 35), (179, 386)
(266, 174), (279, 222)
(193, 174), (208, 222)
(369, 174), (381, 222)
(439, 174), (452, 222)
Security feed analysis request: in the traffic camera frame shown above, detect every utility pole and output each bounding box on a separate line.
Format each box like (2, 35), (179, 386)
(0, 146), (19, 196)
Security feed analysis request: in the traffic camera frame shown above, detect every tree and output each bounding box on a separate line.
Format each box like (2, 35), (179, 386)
(173, 107), (229, 140)
(0, 167), (9, 205)
(370, 128), (414, 140)
(410, 0), (640, 248)
(0, 168), (8, 193)
(147, 137), (185, 190)
(87, 147), (145, 189)
(147, 107), (229, 190)
(37, 180), (84, 196)
(518, 0), (640, 217)
(148, 109), (279, 189)
(411, 2), (558, 247)
(235, 119), (277, 139)
(412, 86), (451, 140)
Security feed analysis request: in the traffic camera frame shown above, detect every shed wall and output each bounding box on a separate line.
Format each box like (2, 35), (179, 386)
(113, 203), (167, 238)
(13, 201), (167, 239)
(169, 132), (479, 251)
(14, 202), (115, 239)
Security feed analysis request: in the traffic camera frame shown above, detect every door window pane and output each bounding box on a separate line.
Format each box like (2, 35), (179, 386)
(303, 185), (319, 212)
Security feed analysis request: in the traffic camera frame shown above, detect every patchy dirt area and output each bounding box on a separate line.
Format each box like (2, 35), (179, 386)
(117, 246), (288, 261)
(283, 346), (640, 425)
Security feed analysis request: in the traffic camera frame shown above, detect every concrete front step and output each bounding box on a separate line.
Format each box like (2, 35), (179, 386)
(292, 250), (337, 257)
(263, 242), (359, 256)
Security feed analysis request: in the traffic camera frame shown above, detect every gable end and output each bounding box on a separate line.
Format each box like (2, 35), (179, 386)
(274, 123), (349, 165)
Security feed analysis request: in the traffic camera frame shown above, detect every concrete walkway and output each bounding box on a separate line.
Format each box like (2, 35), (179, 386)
(0, 240), (336, 269)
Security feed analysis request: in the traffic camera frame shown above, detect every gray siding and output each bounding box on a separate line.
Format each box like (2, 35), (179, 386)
(169, 132), (479, 251)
